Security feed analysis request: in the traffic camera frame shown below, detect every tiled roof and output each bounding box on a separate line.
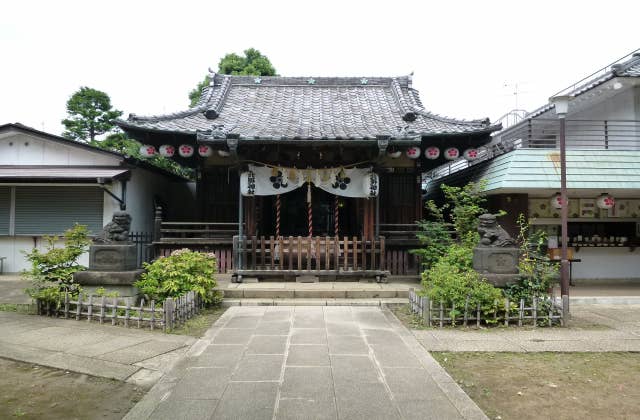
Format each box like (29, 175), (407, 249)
(612, 53), (640, 77)
(118, 74), (499, 140)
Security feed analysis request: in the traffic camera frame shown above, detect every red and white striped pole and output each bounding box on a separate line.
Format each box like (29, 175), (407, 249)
(307, 183), (313, 237)
(275, 194), (281, 238)
(334, 195), (339, 237)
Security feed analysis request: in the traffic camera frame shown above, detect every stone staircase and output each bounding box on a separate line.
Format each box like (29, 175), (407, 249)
(216, 275), (417, 307)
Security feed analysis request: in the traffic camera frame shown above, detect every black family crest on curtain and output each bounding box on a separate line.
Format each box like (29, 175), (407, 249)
(241, 165), (378, 198)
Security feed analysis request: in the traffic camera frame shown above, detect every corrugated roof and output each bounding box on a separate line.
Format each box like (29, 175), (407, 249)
(0, 167), (130, 181)
(118, 74), (499, 140)
(425, 149), (640, 194)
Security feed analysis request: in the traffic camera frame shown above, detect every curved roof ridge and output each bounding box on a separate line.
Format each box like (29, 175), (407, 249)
(125, 74), (224, 123)
(413, 107), (491, 126)
(390, 77), (413, 115)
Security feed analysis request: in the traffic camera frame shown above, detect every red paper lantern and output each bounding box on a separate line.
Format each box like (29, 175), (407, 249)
(178, 144), (194, 158)
(596, 193), (615, 209)
(159, 145), (175, 157)
(444, 147), (459, 160)
(139, 145), (156, 157)
(463, 148), (479, 161)
(405, 147), (421, 159)
(550, 193), (567, 209)
(386, 148), (402, 158)
(424, 146), (440, 160)
(198, 145), (213, 157)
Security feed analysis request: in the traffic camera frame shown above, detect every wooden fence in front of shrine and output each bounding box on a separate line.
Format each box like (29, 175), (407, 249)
(152, 219), (422, 276)
(233, 235), (387, 277)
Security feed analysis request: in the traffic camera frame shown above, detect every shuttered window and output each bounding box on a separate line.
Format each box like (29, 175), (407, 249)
(14, 187), (103, 235)
(0, 187), (9, 235)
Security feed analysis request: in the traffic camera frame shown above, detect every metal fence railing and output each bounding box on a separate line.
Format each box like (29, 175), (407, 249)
(496, 119), (640, 150)
(129, 231), (153, 268)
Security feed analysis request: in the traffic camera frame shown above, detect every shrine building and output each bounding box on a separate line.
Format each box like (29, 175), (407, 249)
(117, 73), (500, 282)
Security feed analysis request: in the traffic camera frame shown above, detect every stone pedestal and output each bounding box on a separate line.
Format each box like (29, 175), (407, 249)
(89, 244), (138, 271)
(74, 244), (142, 300)
(73, 269), (144, 300)
(473, 247), (520, 287)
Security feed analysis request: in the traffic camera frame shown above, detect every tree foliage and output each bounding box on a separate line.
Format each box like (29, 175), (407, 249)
(24, 224), (91, 302)
(62, 87), (122, 142)
(189, 48), (277, 106)
(95, 133), (194, 179)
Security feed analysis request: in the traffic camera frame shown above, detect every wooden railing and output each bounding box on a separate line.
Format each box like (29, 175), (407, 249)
(379, 223), (420, 245)
(157, 222), (240, 244)
(234, 235), (386, 274)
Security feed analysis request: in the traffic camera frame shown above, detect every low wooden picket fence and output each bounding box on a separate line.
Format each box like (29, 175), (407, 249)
(36, 291), (204, 332)
(408, 289), (564, 327)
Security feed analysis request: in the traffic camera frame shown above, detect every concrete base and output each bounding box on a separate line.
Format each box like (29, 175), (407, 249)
(74, 269), (144, 286)
(73, 269), (144, 299)
(80, 285), (139, 304)
(481, 273), (520, 287)
(296, 275), (319, 283)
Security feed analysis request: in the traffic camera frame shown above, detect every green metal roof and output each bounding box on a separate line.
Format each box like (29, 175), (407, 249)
(425, 149), (640, 195)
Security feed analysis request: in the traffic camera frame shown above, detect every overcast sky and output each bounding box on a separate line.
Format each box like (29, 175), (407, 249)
(1, 0), (639, 135)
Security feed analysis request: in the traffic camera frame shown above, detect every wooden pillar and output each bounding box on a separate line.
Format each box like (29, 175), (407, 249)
(237, 183), (244, 271)
(245, 197), (256, 237)
(362, 199), (375, 241)
(415, 170), (423, 220)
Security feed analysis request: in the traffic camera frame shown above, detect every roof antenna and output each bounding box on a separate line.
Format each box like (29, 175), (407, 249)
(408, 71), (414, 88)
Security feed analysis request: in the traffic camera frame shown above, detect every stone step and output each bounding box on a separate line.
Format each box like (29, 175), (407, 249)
(219, 288), (410, 299)
(221, 297), (408, 307)
(296, 275), (319, 283)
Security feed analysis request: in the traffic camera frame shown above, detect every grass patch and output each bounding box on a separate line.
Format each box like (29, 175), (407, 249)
(388, 303), (430, 330)
(168, 305), (227, 337)
(433, 352), (640, 420)
(0, 303), (36, 314)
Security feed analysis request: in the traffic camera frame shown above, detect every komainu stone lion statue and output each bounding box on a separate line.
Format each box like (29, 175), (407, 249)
(476, 213), (516, 248)
(94, 211), (132, 243)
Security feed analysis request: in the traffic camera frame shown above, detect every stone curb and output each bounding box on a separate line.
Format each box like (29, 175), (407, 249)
(382, 304), (489, 420)
(222, 297), (408, 307)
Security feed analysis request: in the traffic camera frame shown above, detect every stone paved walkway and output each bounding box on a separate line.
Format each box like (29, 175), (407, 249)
(415, 304), (640, 352)
(125, 306), (486, 420)
(0, 311), (195, 387)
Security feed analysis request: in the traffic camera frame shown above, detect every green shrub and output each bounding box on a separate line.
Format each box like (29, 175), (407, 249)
(135, 249), (219, 303)
(411, 200), (453, 271)
(504, 214), (558, 302)
(441, 181), (487, 247)
(421, 243), (503, 315)
(23, 224), (91, 303)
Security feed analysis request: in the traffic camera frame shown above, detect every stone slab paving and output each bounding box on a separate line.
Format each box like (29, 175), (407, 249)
(125, 306), (486, 420)
(0, 274), (31, 304)
(0, 311), (195, 387)
(415, 304), (640, 352)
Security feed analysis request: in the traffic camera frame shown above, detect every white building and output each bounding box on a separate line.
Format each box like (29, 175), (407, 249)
(425, 51), (640, 283)
(0, 123), (195, 273)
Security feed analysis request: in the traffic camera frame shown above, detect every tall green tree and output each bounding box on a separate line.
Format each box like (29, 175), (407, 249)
(189, 48), (277, 106)
(62, 87), (122, 142)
